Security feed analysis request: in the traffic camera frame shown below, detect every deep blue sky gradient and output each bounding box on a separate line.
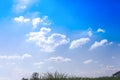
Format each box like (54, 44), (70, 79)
(25, 0), (120, 42)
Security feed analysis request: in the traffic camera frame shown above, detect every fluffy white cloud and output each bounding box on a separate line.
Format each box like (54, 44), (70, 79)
(89, 39), (108, 50)
(97, 28), (105, 33)
(14, 16), (30, 23)
(69, 38), (90, 49)
(46, 56), (71, 62)
(0, 53), (32, 60)
(26, 27), (69, 52)
(83, 59), (93, 64)
(32, 16), (50, 28)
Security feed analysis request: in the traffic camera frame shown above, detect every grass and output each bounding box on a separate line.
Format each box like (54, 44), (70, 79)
(24, 72), (120, 80)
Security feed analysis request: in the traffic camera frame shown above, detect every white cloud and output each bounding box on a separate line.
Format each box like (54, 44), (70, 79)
(14, 16), (50, 29)
(14, 16), (30, 23)
(0, 53), (32, 60)
(32, 16), (51, 29)
(26, 27), (69, 52)
(13, 0), (38, 13)
(33, 61), (44, 68)
(34, 61), (44, 66)
(83, 59), (93, 64)
(69, 38), (90, 49)
(88, 31), (93, 37)
(32, 18), (41, 28)
(21, 53), (32, 59)
(46, 56), (71, 62)
(89, 39), (108, 50)
(97, 28), (105, 33)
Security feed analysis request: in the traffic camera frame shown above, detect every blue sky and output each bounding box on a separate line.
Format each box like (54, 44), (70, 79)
(0, 0), (120, 80)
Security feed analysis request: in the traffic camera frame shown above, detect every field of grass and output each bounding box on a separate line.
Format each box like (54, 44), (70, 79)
(22, 72), (120, 80)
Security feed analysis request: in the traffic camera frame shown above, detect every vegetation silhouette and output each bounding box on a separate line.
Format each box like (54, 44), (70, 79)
(22, 71), (120, 80)
(113, 71), (120, 77)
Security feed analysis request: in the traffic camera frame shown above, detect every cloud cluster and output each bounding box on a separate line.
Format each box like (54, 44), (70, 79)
(13, 13), (110, 52)
(26, 27), (112, 52)
(14, 16), (50, 29)
(69, 38), (90, 49)
(26, 27), (69, 52)
(0, 53), (32, 60)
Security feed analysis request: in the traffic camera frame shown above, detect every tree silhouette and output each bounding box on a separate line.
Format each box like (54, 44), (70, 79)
(113, 71), (120, 77)
(30, 72), (39, 80)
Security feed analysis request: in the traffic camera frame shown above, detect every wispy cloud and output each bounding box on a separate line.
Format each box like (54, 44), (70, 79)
(46, 56), (71, 62)
(89, 39), (108, 50)
(0, 53), (32, 60)
(22, 53), (32, 59)
(107, 42), (113, 45)
(69, 38), (90, 49)
(88, 30), (93, 37)
(13, 0), (38, 13)
(26, 27), (69, 52)
(83, 59), (93, 64)
(33, 61), (44, 68)
(97, 28), (105, 33)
